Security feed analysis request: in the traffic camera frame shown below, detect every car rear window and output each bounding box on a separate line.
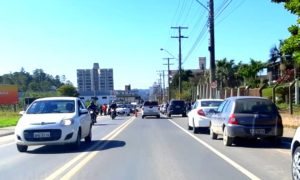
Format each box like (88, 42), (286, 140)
(171, 100), (185, 106)
(234, 98), (277, 114)
(201, 101), (223, 107)
(143, 101), (158, 106)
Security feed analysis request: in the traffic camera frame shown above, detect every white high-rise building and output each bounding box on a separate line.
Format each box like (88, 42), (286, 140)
(77, 63), (114, 96)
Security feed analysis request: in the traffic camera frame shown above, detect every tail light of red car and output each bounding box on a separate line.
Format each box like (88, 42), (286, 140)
(197, 109), (205, 116)
(228, 114), (238, 125)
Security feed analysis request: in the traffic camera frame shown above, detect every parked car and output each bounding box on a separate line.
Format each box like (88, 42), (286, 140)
(291, 126), (300, 179)
(188, 99), (223, 134)
(209, 96), (283, 146)
(15, 97), (93, 152)
(142, 101), (160, 118)
(167, 99), (187, 117)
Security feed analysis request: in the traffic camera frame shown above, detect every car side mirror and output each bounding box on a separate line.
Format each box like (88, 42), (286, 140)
(80, 109), (88, 115)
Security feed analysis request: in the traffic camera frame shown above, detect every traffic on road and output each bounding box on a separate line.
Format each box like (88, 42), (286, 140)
(0, 99), (294, 180)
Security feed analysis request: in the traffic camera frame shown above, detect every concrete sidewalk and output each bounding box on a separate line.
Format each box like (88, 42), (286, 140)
(0, 126), (15, 137)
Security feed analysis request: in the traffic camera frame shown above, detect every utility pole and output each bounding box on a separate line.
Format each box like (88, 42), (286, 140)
(163, 58), (174, 102)
(162, 71), (166, 103)
(171, 26), (188, 99)
(157, 71), (163, 103)
(209, 0), (215, 98)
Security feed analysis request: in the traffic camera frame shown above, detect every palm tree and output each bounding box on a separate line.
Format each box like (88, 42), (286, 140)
(216, 58), (236, 88)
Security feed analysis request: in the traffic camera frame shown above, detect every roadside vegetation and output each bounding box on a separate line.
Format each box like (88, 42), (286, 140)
(0, 111), (19, 128)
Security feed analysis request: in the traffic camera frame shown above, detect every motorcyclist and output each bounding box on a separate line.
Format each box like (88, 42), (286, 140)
(109, 101), (117, 119)
(88, 101), (98, 124)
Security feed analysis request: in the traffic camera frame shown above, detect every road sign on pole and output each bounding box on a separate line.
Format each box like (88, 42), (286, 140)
(211, 81), (217, 89)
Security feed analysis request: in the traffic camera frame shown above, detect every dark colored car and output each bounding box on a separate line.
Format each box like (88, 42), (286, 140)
(209, 96), (283, 146)
(167, 99), (187, 117)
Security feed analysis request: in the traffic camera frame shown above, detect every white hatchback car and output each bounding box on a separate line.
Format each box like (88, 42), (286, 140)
(292, 126), (300, 179)
(15, 97), (93, 152)
(188, 99), (223, 133)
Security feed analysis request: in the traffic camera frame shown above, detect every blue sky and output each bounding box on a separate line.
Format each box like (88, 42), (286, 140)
(0, 0), (296, 90)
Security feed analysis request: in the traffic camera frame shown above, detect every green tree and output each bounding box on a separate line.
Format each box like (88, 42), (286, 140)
(57, 84), (79, 97)
(272, 0), (300, 65)
(237, 59), (265, 87)
(216, 58), (238, 88)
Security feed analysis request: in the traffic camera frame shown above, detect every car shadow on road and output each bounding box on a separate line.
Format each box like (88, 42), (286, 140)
(26, 140), (126, 154)
(213, 137), (290, 150)
(143, 116), (169, 120)
(92, 123), (119, 126)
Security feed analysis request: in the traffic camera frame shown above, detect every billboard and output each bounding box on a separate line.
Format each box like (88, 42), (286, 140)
(0, 85), (18, 105)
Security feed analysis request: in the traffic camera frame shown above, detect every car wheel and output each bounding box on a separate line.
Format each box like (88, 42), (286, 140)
(85, 126), (92, 143)
(193, 120), (198, 134)
(157, 115), (160, 118)
(168, 113), (171, 118)
(188, 121), (193, 130)
(72, 129), (81, 149)
(210, 126), (217, 140)
(16, 144), (28, 152)
(223, 127), (233, 146)
(142, 115), (145, 119)
(292, 146), (300, 180)
(182, 113), (187, 117)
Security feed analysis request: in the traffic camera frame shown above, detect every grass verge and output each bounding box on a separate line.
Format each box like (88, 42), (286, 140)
(0, 111), (19, 128)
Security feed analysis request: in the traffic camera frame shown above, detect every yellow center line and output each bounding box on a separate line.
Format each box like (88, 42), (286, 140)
(45, 117), (135, 180)
(61, 117), (135, 180)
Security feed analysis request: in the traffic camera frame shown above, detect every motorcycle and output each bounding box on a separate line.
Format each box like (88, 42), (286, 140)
(90, 110), (97, 124)
(110, 109), (117, 120)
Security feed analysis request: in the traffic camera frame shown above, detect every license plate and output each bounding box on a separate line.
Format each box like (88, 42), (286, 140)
(250, 129), (265, 134)
(33, 132), (50, 138)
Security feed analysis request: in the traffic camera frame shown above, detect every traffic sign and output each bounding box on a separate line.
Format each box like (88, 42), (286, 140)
(211, 81), (217, 89)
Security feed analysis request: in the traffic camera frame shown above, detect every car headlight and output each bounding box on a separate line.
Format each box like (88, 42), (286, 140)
(60, 118), (74, 126)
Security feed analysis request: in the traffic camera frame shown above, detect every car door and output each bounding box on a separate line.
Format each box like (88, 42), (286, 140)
(220, 100), (234, 131)
(77, 100), (90, 137)
(214, 100), (230, 134)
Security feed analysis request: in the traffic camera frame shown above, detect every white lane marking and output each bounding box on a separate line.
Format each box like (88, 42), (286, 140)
(0, 135), (15, 148)
(61, 117), (135, 179)
(0, 142), (15, 148)
(168, 119), (261, 180)
(46, 116), (135, 180)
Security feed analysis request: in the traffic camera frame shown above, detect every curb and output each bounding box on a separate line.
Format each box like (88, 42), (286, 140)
(0, 132), (14, 137)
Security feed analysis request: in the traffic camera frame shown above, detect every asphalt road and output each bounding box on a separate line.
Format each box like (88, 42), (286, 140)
(0, 114), (292, 180)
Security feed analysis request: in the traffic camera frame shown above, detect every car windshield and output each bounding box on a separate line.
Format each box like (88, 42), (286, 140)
(27, 100), (75, 114)
(201, 101), (223, 107)
(234, 99), (277, 114)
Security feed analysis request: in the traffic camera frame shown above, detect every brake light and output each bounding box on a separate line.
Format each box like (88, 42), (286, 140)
(228, 114), (238, 125)
(197, 109), (205, 116)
